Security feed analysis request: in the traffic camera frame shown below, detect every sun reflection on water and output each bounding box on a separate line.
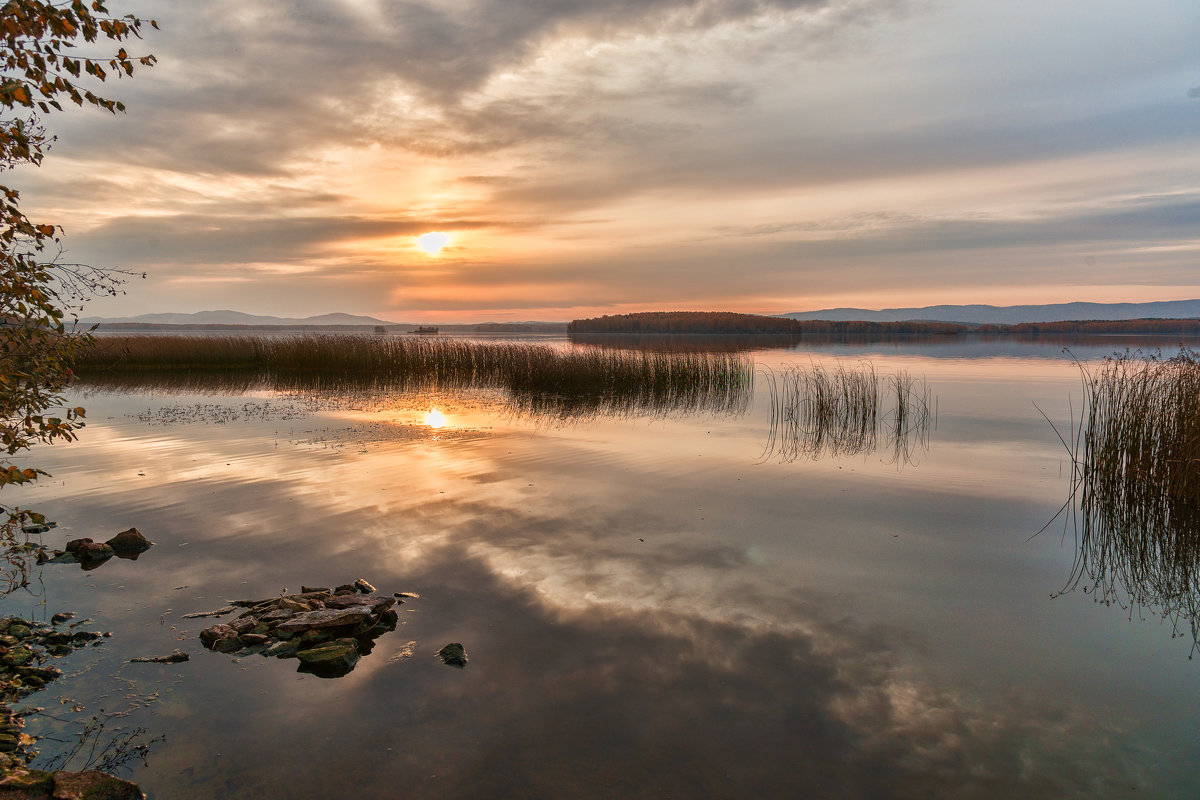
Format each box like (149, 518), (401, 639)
(424, 408), (447, 429)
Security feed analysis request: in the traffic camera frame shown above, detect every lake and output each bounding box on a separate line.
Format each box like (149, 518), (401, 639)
(5, 334), (1199, 798)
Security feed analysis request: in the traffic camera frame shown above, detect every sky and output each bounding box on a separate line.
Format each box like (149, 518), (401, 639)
(15, 0), (1200, 323)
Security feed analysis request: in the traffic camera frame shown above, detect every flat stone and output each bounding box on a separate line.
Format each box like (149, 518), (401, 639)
(353, 578), (376, 593)
(273, 607), (375, 634)
(323, 594), (394, 612)
(129, 650), (189, 664)
(260, 608), (294, 622)
(239, 634), (269, 646)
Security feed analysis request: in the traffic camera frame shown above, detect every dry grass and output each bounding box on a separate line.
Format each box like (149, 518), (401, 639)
(75, 335), (754, 421)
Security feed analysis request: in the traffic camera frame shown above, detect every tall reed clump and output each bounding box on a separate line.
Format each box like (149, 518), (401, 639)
(1054, 349), (1200, 652)
(760, 363), (932, 464)
(75, 335), (754, 420)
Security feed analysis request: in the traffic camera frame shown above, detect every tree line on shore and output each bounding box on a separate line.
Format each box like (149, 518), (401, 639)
(568, 311), (1200, 336)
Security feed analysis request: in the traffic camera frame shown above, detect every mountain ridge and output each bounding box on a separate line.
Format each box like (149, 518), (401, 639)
(780, 300), (1200, 324)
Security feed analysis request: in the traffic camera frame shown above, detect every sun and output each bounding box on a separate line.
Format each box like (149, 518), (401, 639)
(415, 231), (450, 256)
(424, 408), (447, 429)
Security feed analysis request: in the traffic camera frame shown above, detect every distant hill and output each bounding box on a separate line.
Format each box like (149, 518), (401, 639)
(79, 310), (406, 327)
(780, 300), (1200, 324)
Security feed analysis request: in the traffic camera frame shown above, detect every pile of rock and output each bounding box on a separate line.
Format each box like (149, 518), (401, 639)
(198, 580), (398, 678)
(0, 616), (137, 799)
(37, 528), (154, 571)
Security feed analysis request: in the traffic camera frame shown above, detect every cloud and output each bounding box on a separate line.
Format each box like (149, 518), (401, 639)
(1189, 86), (1200, 98)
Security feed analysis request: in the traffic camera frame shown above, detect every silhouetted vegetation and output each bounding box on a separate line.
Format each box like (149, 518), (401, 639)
(569, 333), (803, 352)
(75, 335), (755, 421)
(1049, 348), (1200, 654)
(980, 318), (1200, 336)
(569, 311), (805, 334)
(761, 363), (932, 464)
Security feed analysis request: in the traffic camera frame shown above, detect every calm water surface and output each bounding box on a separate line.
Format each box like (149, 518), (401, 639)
(5, 335), (1199, 798)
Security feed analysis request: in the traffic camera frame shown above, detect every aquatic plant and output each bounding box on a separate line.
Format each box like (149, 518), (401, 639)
(760, 363), (932, 464)
(1049, 348), (1200, 654)
(75, 335), (755, 422)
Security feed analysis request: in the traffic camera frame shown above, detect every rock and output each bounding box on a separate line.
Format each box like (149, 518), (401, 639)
(229, 617), (257, 634)
(437, 642), (468, 668)
(73, 541), (115, 563)
(276, 598), (311, 613)
(18, 667), (60, 683)
(50, 612), (75, 625)
(395, 592), (420, 599)
(8, 625), (30, 639)
(105, 527), (153, 553)
(213, 637), (242, 654)
(3, 646), (34, 667)
(298, 630), (332, 647)
(0, 766), (55, 794)
(300, 586), (329, 594)
(129, 650), (189, 664)
(46, 551), (77, 565)
(180, 606), (236, 619)
(353, 578), (376, 593)
(333, 584), (357, 594)
(259, 608), (294, 622)
(49, 769), (144, 799)
(199, 625), (235, 648)
(239, 634), (269, 647)
(296, 639), (360, 676)
(273, 607), (375, 634)
(323, 594), (394, 612)
(261, 640), (301, 658)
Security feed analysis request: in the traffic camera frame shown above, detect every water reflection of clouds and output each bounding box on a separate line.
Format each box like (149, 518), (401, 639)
(27, 361), (1191, 796)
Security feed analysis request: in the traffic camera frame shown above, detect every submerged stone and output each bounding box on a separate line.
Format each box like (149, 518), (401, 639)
(296, 639), (360, 677)
(262, 640), (302, 658)
(129, 650), (189, 664)
(437, 642), (468, 668)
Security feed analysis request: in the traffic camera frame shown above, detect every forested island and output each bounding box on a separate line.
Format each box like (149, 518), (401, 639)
(568, 311), (1200, 336)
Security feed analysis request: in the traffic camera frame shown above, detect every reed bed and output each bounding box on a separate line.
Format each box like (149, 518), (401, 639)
(75, 335), (754, 421)
(761, 363), (932, 464)
(1053, 349), (1200, 651)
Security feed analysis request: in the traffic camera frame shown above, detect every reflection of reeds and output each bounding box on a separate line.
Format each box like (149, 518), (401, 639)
(761, 364), (932, 464)
(76, 336), (754, 422)
(1052, 349), (1200, 653)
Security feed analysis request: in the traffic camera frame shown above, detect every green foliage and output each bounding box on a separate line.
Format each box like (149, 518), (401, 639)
(0, 1), (155, 492)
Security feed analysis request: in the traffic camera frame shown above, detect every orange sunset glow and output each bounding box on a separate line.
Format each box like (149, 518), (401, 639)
(15, 1), (1199, 326)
